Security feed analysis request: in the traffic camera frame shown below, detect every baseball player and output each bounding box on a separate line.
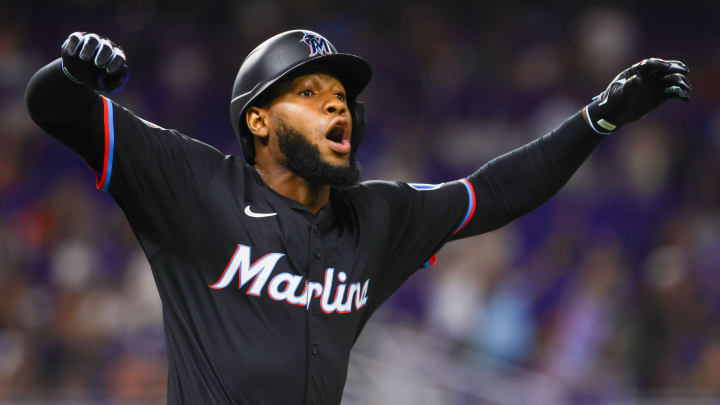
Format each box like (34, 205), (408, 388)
(25, 30), (690, 404)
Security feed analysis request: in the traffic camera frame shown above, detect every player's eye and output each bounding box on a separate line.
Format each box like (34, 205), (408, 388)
(335, 93), (346, 102)
(299, 89), (313, 97)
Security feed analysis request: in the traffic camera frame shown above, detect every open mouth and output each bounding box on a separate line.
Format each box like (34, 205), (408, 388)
(324, 119), (351, 154)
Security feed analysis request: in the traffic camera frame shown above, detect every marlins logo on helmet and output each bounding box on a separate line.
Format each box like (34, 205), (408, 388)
(301, 32), (332, 57)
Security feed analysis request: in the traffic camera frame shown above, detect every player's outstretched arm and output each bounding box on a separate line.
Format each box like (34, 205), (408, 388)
(453, 58), (691, 238)
(25, 32), (129, 171)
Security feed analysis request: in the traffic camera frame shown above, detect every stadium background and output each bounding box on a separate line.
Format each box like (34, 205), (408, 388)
(1, 0), (719, 403)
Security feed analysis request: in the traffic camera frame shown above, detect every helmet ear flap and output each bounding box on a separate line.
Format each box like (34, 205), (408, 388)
(350, 101), (365, 153)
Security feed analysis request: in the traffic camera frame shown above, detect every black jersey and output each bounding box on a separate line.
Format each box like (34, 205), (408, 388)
(94, 96), (479, 404)
(26, 59), (603, 405)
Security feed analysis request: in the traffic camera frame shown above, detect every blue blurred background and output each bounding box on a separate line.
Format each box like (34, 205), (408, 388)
(1, 0), (719, 403)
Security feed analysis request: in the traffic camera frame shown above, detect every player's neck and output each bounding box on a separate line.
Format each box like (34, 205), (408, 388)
(254, 164), (330, 214)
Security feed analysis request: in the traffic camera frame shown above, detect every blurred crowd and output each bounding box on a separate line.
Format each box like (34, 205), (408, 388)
(1, 0), (719, 403)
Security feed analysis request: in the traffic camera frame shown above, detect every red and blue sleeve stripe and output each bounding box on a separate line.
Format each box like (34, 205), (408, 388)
(424, 178), (477, 268)
(95, 96), (115, 193)
(453, 178), (476, 234)
(423, 253), (437, 268)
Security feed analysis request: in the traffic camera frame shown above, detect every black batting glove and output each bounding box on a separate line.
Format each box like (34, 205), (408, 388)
(61, 32), (129, 94)
(583, 58), (691, 135)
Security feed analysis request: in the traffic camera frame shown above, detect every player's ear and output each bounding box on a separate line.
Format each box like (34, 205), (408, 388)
(246, 106), (269, 138)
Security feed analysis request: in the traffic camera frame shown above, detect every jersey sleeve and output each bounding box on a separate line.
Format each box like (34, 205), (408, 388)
(363, 179), (476, 299)
(96, 96), (225, 257)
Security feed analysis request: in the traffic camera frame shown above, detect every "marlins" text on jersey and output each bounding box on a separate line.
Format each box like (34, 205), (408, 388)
(209, 244), (370, 314)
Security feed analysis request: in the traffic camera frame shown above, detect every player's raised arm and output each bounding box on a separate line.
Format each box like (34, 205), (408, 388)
(26, 32), (225, 258)
(450, 57), (691, 239)
(25, 32), (129, 172)
(368, 58), (691, 287)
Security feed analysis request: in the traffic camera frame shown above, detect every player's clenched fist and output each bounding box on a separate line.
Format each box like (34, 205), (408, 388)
(584, 58), (691, 135)
(61, 32), (129, 94)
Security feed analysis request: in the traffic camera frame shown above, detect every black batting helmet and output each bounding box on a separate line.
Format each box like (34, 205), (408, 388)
(230, 29), (372, 165)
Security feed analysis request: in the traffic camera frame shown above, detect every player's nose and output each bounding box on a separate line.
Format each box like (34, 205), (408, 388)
(323, 95), (346, 116)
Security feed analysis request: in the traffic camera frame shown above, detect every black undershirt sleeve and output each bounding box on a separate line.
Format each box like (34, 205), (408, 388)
(25, 58), (105, 172)
(450, 111), (603, 240)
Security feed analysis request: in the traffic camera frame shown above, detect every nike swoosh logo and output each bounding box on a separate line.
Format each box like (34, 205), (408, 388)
(244, 205), (277, 218)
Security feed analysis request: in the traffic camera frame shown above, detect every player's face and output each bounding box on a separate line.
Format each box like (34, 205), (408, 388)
(265, 73), (353, 167)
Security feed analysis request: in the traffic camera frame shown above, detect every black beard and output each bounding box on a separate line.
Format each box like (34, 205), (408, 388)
(275, 122), (362, 189)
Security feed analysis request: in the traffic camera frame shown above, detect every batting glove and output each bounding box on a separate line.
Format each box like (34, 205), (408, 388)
(583, 58), (691, 135)
(61, 32), (129, 94)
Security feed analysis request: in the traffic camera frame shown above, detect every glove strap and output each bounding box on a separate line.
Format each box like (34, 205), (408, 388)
(583, 100), (616, 136)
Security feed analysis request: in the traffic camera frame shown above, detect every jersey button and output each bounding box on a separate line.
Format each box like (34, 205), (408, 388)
(313, 249), (321, 259)
(311, 344), (319, 355)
